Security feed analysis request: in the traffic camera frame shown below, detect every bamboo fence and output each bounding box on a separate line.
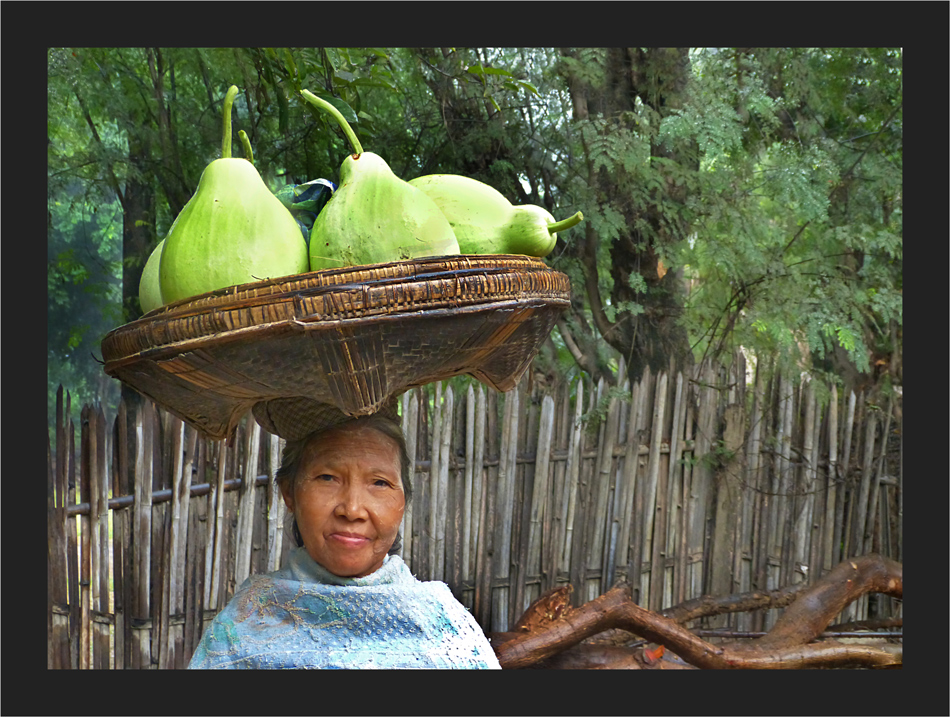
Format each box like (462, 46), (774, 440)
(47, 358), (902, 668)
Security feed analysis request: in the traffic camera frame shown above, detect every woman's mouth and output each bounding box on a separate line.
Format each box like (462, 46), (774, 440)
(328, 532), (370, 548)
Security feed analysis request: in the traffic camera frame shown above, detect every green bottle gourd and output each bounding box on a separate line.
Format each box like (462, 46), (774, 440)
(299, 90), (459, 271)
(159, 86), (308, 304)
(138, 238), (165, 314)
(408, 173), (583, 257)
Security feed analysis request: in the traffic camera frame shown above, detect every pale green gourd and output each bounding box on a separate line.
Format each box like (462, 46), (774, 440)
(299, 90), (460, 270)
(408, 174), (583, 257)
(138, 239), (165, 314)
(160, 86), (308, 304)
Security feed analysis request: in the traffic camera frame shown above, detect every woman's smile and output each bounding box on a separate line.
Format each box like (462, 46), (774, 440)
(328, 532), (371, 547)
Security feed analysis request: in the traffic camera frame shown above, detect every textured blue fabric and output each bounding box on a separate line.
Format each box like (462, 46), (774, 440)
(188, 547), (501, 669)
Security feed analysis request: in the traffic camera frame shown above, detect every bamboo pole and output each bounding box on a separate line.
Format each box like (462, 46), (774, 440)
(526, 395), (555, 600)
(474, 386), (494, 628)
(447, 387), (464, 598)
(400, 391), (419, 571)
(435, 385), (453, 583)
(150, 409), (169, 668)
(131, 402), (154, 669)
(234, 418), (261, 587)
(709, 402), (743, 623)
(629, 368), (653, 603)
(675, 373), (696, 609)
(806, 387), (825, 584)
(158, 417), (185, 669)
(266, 433), (284, 572)
(664, 372), (685, 608)
(89, 407), (110, 669)
(561, 377), (584, 577)
(540, 385), (563, 595)
(50, 388), (71, 669)
(79, 405), (93, 669)
(645, 371), (670, 611)
(774, 376), (795, 587)
(863, 397), (893, 556)
(616, 378), (642, 585)
(832, 390), (857, 567)
(428, 383), (443, 581)
(604, 378), (631, 591)
(685, 364), (714, 602)
(588, 379), (619, 598)
(47, 433), (55, 668)
(462, 383), (477, 589)
(570, 377), (598, 604)
(113, 400), (131, 669)
(513, 379), (535, 617)
(548, 382), (571, 590)
(492, 388), (519, 631)
(66, 395), (80, 669)
(207, 436), (229, 617)
(822, 385), (839, 575)
(791, 379), (817, 584)
(851, 412), (878, 562)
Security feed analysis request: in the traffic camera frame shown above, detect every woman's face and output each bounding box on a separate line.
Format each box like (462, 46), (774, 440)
(281, 423), (406, 578)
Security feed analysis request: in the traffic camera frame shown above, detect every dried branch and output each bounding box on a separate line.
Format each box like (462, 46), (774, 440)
(493, 554), (902, 669)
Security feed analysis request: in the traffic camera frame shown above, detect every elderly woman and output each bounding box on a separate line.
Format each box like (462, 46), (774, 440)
(188, 405), (500, 669)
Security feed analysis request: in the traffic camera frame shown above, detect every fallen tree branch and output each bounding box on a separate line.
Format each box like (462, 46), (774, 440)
(749, 554), (902, 649)
(493, 554), (902, 669)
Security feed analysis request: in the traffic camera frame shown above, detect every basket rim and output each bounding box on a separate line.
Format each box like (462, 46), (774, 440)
(126, 253), (557, 322)
(103, 254), (570, 366)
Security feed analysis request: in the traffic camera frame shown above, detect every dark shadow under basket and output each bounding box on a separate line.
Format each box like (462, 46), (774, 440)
(102, 254), (571, 440)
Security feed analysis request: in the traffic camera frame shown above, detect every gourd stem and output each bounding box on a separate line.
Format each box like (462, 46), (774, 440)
(222, 85), (239, 159)
(548, 211), (584, 234)
(300, 89), (364, 156)
(238, 130), (254, 165)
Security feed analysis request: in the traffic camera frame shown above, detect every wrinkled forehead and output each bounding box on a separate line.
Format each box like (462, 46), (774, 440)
(299, 423), (402, 477)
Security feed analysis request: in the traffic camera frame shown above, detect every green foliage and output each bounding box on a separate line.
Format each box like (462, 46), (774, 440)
(578, 385), (632, 436)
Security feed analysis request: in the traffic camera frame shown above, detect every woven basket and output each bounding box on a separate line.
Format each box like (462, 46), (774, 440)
(102, 254), (570, 440)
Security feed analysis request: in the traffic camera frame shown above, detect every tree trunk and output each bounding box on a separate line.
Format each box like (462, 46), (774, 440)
(121, 127), (156, 321)
(561, 48), (696, 384)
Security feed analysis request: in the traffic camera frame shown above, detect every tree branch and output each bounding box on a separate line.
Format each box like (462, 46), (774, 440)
(493, 554), (902, 669)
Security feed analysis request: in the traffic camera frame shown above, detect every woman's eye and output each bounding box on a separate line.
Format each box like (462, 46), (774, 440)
(374, 478), (392, 488)
(314, 474), (335, 482)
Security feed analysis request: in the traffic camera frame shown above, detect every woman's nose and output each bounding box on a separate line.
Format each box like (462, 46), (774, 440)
(334, 485), (368, 518)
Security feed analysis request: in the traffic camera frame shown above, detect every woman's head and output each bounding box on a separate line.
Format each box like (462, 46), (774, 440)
(276, 414), (412, 578)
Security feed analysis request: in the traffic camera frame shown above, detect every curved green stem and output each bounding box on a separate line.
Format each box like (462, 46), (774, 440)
(238, 130), (254, 165)
(300, 89), (364, 155)
(548, 211), (584, 234)
(222, 85), (239, 159)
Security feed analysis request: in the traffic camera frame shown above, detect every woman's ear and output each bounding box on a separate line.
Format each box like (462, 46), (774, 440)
(279, 480), (294, 513)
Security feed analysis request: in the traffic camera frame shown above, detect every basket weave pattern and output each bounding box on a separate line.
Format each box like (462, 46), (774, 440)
(102, 255), (570, 440)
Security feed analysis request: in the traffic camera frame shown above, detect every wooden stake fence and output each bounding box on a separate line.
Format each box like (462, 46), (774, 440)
(47, 359), (902, 668)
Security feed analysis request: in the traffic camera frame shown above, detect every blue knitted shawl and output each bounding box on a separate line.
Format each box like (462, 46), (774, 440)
(188, 547), (501, 669)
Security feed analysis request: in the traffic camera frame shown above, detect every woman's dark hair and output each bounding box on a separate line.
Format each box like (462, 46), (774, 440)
(276, 414), (412, 555)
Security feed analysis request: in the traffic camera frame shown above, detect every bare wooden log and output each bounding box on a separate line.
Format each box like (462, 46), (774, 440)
(494, 554), (902, 670)
(752, 553), (901, 649)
